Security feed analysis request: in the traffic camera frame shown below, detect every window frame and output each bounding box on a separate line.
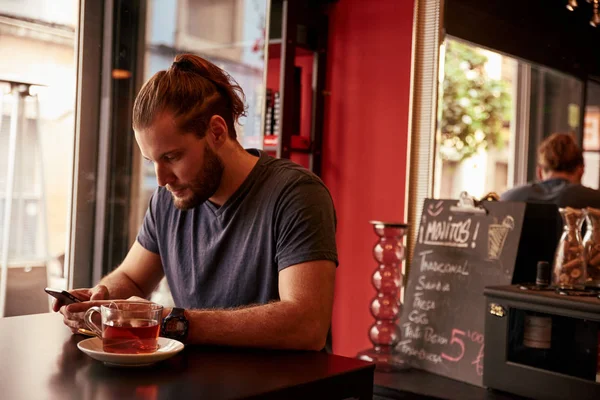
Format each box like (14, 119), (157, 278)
(66, 0), (106, 289)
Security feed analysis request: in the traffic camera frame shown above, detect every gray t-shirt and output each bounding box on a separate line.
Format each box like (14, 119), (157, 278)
(136, 149), (338, 310)
(500, 178), (600, 209)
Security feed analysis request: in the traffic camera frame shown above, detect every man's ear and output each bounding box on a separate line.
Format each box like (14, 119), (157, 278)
(206, 116), (228, 148)
(536, 165), (544, 181)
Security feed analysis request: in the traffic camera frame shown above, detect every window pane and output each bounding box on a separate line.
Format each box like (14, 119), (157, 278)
(582, 81), (600, 189)
(434, 38), (585, 200)
(526, 66), (584, 182)
(136, 0), (268, 304)
(0, 0), (78, 317)
(434, 38), (516, 200)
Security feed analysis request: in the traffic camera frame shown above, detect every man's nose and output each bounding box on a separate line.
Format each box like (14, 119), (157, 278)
(155, 163), (175, 187)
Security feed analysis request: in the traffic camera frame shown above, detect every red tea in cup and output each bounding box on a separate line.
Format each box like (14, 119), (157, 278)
(102, 319), (161, 354)
(85, 301), (163, 354)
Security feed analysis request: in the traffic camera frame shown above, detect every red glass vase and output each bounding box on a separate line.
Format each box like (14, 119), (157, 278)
(357, 221), (410, 372)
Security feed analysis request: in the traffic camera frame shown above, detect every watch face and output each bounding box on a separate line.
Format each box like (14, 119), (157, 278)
(165, 319), (184, 332)
(162, 316), (188, 341)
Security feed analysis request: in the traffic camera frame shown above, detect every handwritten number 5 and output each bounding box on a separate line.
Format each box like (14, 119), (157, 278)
(441, 329), (466, 362)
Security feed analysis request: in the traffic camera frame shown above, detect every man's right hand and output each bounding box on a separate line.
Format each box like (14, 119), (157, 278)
(54, 285), (110, 334)
(51, 285), (109, 312)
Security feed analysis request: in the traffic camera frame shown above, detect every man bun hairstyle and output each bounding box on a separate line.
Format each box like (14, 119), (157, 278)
(537, 132), (584, 173)
(133, 54), (247, 139)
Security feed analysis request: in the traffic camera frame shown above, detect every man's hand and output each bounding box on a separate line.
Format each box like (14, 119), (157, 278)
(51, 285), (109, 312)
(55, 285), (110, 334)
(126, 296), (149, 303)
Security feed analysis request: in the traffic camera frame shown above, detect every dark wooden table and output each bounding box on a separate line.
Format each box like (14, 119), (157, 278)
(373, 370), (527, 399)
(0, 313), (375, 400)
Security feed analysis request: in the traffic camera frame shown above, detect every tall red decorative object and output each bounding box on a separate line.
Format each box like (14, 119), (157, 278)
(357, 221), (410, 372)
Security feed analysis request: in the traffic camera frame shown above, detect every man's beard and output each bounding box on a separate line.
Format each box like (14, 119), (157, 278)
(171, 144), (224, 210)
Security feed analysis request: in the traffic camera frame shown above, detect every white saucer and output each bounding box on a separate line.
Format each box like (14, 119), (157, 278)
(77, 337), (184, 367)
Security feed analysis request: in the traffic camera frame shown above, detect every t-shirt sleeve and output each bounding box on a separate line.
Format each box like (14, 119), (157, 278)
(136, 190), (160, 254)
(275, 178), (338, 271)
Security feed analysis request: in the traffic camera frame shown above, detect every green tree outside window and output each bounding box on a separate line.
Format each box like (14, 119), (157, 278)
(439, 40), (512, 161)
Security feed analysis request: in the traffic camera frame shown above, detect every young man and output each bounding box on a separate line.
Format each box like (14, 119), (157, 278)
(500, 132), (600, 208)
(55, 54), (338, 351)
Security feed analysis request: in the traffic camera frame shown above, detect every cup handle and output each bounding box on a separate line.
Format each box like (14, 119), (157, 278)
(84, 306), (103, 339)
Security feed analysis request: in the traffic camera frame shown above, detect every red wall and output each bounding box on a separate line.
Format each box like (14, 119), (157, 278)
(322, 0), (415, 357)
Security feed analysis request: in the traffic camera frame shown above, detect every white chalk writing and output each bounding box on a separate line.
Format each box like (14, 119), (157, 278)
(408, 310), (429, 325)
(424, 327), (448, 345)
(412, 292), (436, 311)
(402, 323), (422, 340)
(397, 340), (443, 364)
(424, 216), (473, 247)
(418, 250), (470, 275)
(402, 324), (448, 345)
(416, 275), (451, 292)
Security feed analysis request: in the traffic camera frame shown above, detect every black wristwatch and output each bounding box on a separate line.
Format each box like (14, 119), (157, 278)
(160, 307), (189, 342)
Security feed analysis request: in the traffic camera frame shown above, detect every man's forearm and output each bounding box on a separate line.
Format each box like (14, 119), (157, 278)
(98, 269), (147, 299)
(183, 301), (328, 351)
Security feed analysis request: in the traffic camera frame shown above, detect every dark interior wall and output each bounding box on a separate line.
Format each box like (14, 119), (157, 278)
(445, 0), (600, 80)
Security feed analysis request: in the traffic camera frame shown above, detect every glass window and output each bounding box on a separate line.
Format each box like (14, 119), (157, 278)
(434, 38), (516, 200)
(0, 0), (79, 317)
(136, 0), (268, 304)
(582, 81), (600, 189)
(434, 38), (585, 200)
(526, 66), (584, 182)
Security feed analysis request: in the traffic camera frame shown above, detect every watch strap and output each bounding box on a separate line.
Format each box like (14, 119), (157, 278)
(170, 307), (185, 317)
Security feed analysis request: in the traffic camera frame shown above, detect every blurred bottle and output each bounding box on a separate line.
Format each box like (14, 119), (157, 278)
(552, 207), (586, 289)
(583, 207), (600, 288)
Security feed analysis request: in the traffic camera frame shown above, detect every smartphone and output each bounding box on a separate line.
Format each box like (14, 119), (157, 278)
(44, 288), (81, 305)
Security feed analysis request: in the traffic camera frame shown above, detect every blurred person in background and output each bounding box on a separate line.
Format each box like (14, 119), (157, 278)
(500, 133), (600, 208)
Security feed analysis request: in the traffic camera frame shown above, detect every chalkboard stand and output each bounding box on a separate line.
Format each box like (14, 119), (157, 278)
(449, 191), (488, 216)
(396, 195), (531, 386)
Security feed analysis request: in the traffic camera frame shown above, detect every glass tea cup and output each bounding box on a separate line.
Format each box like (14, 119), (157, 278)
(84, 301), (163, 354)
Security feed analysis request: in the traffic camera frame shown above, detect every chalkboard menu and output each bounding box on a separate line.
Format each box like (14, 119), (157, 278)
(396, 198), (529, 387)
